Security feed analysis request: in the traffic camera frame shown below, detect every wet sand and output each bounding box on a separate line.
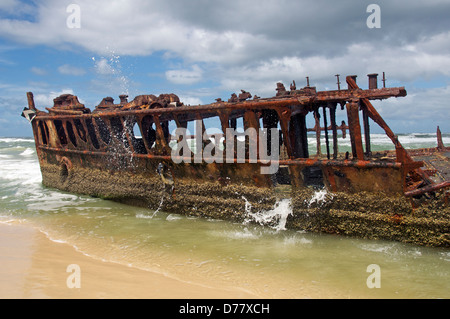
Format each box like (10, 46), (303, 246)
(0, 222), (257, 299)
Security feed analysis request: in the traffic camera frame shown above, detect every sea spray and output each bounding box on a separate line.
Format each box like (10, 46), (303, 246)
(242, 195), (252, 215)
(244, 197), (292, 231)
(136, 180), (166, 219)
(136, 166), (174, 219)
(306, 188), (333, 208)
(92, 51), (131, 96)
(136, 194), (164, 219)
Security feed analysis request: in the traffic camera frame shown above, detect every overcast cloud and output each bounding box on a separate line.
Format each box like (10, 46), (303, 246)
(0, 0), (449, 135)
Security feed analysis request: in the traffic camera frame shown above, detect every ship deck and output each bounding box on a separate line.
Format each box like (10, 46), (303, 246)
(409, 147), (450, 184)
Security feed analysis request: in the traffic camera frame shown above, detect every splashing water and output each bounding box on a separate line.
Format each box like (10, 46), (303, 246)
(152, 183), (170, 216)
(242, 195), (252, 215)
(92, 51), (131, 96)
(136, 178), (168, 219)
(244, 198), (292, 231)
(307, 189), (332, 207)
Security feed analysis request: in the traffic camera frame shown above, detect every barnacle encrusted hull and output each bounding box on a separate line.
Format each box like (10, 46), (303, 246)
(39, 154), (450, 247)
(289, 189), (449, 247)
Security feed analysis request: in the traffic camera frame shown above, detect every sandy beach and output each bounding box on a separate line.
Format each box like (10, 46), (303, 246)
(0, 222), (257, 299)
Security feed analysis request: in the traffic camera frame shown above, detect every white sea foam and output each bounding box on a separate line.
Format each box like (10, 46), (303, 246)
(0, 158), (41, 186)
(24, 189), (82, 212)
(135, 213), (154, 219)
(358, 243), (396, 253)
(439, 251), (450, 262)
(307, 132), (449, 150)
(211, 227), (260, 240)
(0, 218), (18, 225)
(0, 138), (34, 143)
(40, 230), (69, 244)
(19, 148), (35, 156)
(283, 235), (313, 246)
(225, 228), (259, 240)
(166, 214), (183, 221)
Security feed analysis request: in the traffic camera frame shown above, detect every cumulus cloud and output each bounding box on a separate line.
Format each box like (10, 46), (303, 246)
(58, 64), (86, 76)
(1, 0), (449, 74)
(208, 31), (450, 104)
(1, 0), (450, 133)
(177, 95), (203, 106)
(33, 89), (75, 108)
(30, 67), (47, 75)
(165, 65), (203, 85)
(0, 0), (34, 16)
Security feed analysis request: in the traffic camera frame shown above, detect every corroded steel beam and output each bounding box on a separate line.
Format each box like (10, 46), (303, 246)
(39, 144), (410, 169)
(33, 87), (407, 122)
(346, 99), (364, 160)
(404, 181), (450, 197)
(314, 87), (406, 102)
(279, 158), (405, 169)
(26, 92), (36, 110)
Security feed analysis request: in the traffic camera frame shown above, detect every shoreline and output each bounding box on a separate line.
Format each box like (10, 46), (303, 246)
(0, 222), (258, 299)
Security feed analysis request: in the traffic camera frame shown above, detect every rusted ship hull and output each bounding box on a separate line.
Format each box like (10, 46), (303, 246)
(22, 74), (450, 247)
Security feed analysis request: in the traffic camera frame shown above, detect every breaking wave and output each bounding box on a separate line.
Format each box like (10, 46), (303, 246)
(307, 132), (449, 153)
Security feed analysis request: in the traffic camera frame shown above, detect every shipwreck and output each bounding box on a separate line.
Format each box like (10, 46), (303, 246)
(22, 74), (450, 247)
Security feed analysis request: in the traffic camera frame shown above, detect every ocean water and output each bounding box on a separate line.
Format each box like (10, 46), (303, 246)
(0, 134), (449, 298)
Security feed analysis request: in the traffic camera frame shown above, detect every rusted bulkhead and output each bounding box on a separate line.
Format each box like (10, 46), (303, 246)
(23, 74), (450, 247)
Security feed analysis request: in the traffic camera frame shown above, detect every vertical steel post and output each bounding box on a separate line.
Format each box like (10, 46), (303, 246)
(346, 100), (364, 160)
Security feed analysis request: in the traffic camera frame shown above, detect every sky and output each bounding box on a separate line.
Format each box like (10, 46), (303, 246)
(0, 0), (449, 137)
